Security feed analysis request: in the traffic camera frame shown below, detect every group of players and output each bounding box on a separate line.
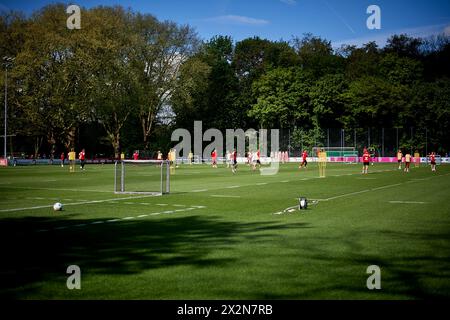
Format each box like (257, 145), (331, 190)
(118, 147), (442, 176)
(394, 149), (437, 173)
(60, 148), (86, 171)
(56, 143), (439, 175)
(223, 147), (438, 175)
(361, 148), (437, 174)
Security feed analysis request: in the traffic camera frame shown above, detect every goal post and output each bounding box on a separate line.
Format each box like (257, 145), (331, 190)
(114, 160), (170, 195)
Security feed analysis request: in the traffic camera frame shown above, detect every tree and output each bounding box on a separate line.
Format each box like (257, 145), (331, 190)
(232, 37), (299, 129)
(130, 15), (200, 149)
(378, 53), (423, 85)
(173, 36), (240, 130)
(341, 41), (381, 80)
(171, 56), (211, 130)
(291, 127), (325, 152)
(309, 73), (347, 128)
(233, 37), (298, 82)
(249, 67), (312, 128)
(384, 34), (422, 59)
(81, 6), (141, 158)
(292, 33), (344, 78)
(340, 76), (410, 128)
(8, 4), (91, 156)
(408, 78), (450, 153)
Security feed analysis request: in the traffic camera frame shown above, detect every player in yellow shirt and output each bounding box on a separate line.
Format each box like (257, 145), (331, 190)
(68, 149), (76, 173)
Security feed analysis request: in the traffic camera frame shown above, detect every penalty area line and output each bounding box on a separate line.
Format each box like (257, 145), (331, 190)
(210, 195), (241, 198)
(0, 194), (156, 213)
(388, 201), (428, 204)
(1, 186), (114, 193)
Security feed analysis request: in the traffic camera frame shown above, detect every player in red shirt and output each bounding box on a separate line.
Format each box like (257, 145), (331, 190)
(299, 150), (308, 169)
(362, 150), (370, 174)
(79, 148), (86, 170)
(231, 149), (237, 174)
(60, 152), (65, 168)
(211, 149), (217, 168)
(133, 150), (139, 160)
(430, 152), (436, 172)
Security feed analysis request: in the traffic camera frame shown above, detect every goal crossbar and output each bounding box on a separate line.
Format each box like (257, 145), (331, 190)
(114, 160), (170, 195)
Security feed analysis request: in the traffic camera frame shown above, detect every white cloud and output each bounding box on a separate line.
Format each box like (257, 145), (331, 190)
(445, 25), (450, 36)
(280, 0), (297, 5)
(0, 4), (11, 13)
(332, 23), (450, 49)
(204, 15), (269, 26)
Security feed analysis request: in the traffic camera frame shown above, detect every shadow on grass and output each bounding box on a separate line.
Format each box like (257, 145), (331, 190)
(2, 214), (449, 299)
(250, 228), (450, 299)
(0, 214), (309, 299)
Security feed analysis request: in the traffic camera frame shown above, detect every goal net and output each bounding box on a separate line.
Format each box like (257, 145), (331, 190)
(426, 155), (443, 165)
(114, 160), (170, 195)
(312, 147), (358, 163)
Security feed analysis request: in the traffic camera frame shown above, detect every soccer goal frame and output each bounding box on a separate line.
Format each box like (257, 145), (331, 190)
(312, 147), (359, 163)
(114, 160), (170, 195)
(426, 155), (443, 165)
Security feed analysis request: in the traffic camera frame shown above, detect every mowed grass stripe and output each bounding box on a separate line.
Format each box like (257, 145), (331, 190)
(0, 163), (449, 299)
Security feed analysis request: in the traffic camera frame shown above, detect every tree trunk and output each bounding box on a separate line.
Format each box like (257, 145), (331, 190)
(48, 131), (56, 161)
(65, 127), (76, 151)
(34, 136), (43, 159)
(141, 110), (155, 151)
(110, 131), (121, 159)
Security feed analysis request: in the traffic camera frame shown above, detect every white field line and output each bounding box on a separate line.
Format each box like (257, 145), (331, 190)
(389, 201), (428, 204)
(371, 183), (402, 191)
(183, 168), (397, 195)
(273, 172), (449, 213)
(0, 195), (156, 213)
(324, 189), (371, 201)
(316, 183), (402, 202)
(210, 195), (241, 198)
(1, 186), (113, 193)
(35, 205), (207, 233)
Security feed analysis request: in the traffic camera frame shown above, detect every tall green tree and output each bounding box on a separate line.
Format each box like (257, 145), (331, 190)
(130, 15), (200, 149)
(341, 76), (410, 128)
(10, 4), (91, 156)
(249, 67), (312, 128)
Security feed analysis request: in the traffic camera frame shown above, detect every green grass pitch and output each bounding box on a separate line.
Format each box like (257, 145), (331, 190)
(0, 162), (449, 299)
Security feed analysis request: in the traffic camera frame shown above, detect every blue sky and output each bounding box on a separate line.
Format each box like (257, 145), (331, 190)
(1, 0), (450, 47)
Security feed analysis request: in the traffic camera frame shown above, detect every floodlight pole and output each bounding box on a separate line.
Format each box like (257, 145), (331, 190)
(3, 64), (7, 160)
(3, 56), (14, 162)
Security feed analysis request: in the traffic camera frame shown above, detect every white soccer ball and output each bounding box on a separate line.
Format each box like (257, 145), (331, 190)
(53, 202), (63, 211)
